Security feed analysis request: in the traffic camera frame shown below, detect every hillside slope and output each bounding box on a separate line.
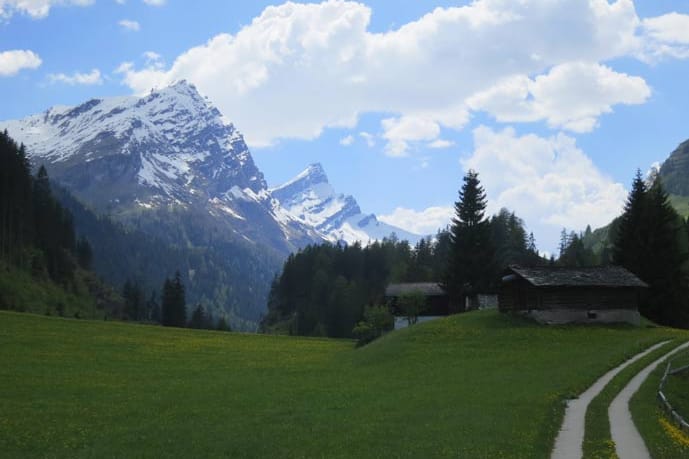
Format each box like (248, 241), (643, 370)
(2, 310), (687, 458)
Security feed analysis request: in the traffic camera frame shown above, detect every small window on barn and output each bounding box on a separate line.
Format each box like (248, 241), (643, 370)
(587, 311), (598, 320)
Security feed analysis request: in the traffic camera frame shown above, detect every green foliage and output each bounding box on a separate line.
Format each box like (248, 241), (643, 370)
(557, 230), (598, 267)
(613, 172), (689, 328)
(490, 208), (541, 270)
(262, 237), (429, 338)
(397, 291), (427, 326)
(2, 310), (687, 458)
(352, 304), (393, 346)
(443, 170), (496, 305)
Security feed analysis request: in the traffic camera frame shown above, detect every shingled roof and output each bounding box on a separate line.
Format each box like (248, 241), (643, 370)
(385, 282), (445, 297)
(504, 265), (648, 288)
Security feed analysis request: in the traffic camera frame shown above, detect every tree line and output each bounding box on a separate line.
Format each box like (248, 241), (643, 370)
(121, 271), (231, 331)
(261, 171), (542, 339)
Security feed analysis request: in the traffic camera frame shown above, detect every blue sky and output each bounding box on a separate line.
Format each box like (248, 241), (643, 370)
(2, 0), (689, 253)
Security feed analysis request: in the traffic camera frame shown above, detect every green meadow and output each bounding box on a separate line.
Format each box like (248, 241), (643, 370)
(2, 310), (688, 458)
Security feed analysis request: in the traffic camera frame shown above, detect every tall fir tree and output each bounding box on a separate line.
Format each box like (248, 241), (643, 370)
(614, 173), (689, 327)
(613, 170), (648, 275)
(442, 170), (495, 310)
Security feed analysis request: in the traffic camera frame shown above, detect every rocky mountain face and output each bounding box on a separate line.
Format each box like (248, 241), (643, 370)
(270, 163), (422, 245)
(0, 81), (419, 325)
(0, 81), (319, 254)
(659, 139), (689, 196)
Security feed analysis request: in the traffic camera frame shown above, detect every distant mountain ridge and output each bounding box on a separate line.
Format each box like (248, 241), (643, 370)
(660, 139), (689, 198)
(270, 163), (422, 245)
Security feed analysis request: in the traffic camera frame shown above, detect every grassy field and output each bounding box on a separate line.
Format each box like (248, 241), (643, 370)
(1, 310), (688, 458)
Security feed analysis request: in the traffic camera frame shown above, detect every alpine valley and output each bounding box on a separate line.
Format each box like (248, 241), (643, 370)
(0, 81), (420, 329)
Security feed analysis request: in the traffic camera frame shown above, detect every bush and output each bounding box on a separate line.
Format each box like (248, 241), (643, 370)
(353, 305), (393, 346)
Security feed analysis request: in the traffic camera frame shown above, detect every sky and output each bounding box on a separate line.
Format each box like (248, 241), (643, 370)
(2, 0), (689, 254)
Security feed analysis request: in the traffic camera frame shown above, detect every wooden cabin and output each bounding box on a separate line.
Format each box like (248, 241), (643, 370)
(385, 282), (451, 329)
(499, 265), (647, 325)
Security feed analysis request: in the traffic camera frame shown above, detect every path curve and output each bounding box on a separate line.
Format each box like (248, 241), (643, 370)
(609, 340), (689, 459)
(551, 340), (670, 459)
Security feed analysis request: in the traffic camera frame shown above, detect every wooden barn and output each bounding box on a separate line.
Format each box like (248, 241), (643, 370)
(385, 283), (452, 329)
(499, 265), (647, 325)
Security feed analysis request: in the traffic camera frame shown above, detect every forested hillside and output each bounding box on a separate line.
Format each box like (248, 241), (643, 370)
(54, 187), (276, 330)
(0, 130), (119, 317)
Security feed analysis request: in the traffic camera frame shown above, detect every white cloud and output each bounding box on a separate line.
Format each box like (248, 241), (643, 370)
(339, 134), (354, 146)
(462, 126), (627, 252)
(428, 139), (455, 149)
(0, 49), (42, 76)
(115, 0), (657, 147)
(142, 0), (165, 5)
(0, 0), (93, 19)
(119, 19), (140, 31)
(641, 12), (689, 60)
(359, 132), (375, 148)
(381, 115), (440, 157)
(468, 61), (651, 132)
(379, 206), (453, 236)
(47, 68), (102, 85)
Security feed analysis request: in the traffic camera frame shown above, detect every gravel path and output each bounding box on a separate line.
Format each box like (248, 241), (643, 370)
(609, 340), (689, 459)
(551, 341), (670, 459)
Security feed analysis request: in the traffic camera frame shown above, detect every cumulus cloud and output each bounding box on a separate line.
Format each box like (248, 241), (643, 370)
(115, 0), (659, 147)
(119, 19), (140, 31)
(462, 126), (627, 251)
(641, 12), (689, 60)
(0, 0), (93, 19)
(381, 116), (440, 157)
(379, 206), (453, 236)
(0, 49), (42, 76)
(339, 134), (354, 146)
(359, 132), (375, 148)
(468, 61), (651, 132)
(48, 68), (102, 85)
(428, 139), (455, 149)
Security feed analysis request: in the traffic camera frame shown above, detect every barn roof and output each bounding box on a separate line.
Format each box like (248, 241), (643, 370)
(504, 265), (648, 288)
(385, 282), (446, 297)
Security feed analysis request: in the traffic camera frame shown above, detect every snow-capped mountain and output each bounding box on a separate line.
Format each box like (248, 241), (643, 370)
(270, 163), (422, 245)
(0, 80), (319, 253)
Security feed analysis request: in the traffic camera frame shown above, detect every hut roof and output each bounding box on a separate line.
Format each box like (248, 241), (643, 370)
(504, 265), (648, 288)
(385, 282), (445, 297)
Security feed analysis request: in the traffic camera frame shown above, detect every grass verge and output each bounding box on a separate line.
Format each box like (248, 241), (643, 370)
(663, 351), (689, 418)
(630, 348), (689, 458)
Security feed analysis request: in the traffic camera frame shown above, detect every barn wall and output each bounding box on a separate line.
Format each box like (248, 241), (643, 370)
(538, 287), (637, 311)
(522, 309), (640, 326)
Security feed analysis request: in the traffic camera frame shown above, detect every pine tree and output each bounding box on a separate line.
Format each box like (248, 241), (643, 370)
(161, 271), (186, 327)
(442, 170), (495, 310)
(613, 170), (648, 274)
